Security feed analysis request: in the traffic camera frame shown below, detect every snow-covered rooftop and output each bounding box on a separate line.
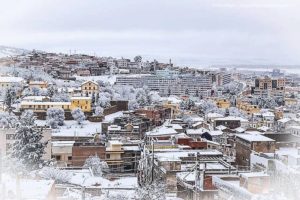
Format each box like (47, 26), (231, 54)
(155, 149), (222, 162)
(236, 133), (274, 142)
(215, 116), (249, 122)
(0, 76), (24, 83)
(207, 113), (224, 118)
(52, 141), (75, 147)
(146, 126), (178, 136)
(278, 118), (291, 123)
(70, 96), (91, 100)
(21, 101), (71, 105)
(186, 128), (209, 135)
(240, 172), (269, 179)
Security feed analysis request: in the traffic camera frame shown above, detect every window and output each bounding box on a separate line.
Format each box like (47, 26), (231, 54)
(68, 156), (72, 160)
(106, 154), (110, 159)
(6, 134), (14, 140)
(55, 155), (61, 161)
(6, 143), (11, 151)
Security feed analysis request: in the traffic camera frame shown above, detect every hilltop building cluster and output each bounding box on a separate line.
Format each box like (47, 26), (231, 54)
(0, 51), (300, 199)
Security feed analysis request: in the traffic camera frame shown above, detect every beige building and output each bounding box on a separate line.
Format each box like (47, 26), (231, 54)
(254, 76), (285, 98)
(81, 80), (99, 95)
(20, 101), (71, 111)
(106, 140), (124, 172)
(0, 76), (24, 90)
(28, 81), (48, 89)
(0, 128), (52, 160)
(51, 141), (75, 167)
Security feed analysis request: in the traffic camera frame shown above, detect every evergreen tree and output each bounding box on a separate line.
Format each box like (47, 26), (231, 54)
(11, 110), (47, 171)
(4, 88), (16, 113)
(168, 88), (171, 96)
(195, 90), (199, 97)
(47, 85), (56, 97)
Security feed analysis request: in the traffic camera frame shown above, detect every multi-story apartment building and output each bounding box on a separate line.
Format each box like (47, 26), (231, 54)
(116, 74), (213, 97)
(253, 76), (285, 98)
(116, 58), (130, 68)
(216, 72), (232, 86)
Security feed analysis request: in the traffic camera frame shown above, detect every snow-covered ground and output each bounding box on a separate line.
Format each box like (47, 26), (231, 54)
(37, 120), (101, 137)
(103, 111), (123, 123)
(67, 169), (137, 188)
(36, 111), (124, 137)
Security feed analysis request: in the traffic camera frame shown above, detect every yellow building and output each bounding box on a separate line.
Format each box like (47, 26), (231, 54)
(20, 96), (92, 112)
(163, 101), (180, 119)
(81, 81), (99, 95)
(29, 81), (48, 89)
(216, 99), (230, 109)
(70, 96), (92, 112)
(237, 101), (260, 116)
(285, 98), (298, 106)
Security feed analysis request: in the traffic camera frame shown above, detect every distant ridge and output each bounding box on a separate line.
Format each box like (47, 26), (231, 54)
(0, 45), (30, 58)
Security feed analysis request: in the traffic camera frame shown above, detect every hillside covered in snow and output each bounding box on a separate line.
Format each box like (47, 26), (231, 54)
(0, 45), (29, 58)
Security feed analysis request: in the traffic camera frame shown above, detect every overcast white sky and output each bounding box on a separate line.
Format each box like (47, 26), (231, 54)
(1, 0), (300, 66)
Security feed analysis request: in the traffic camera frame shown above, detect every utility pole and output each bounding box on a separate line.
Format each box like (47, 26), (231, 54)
(151, 139), (155, 184)
(195, 152), (200, 200)
(0, 149), (2, 184)
(81, 186), (86, 200)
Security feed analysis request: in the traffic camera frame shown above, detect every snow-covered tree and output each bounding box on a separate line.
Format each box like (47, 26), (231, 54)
(71, 108), (86, 124)
(135, 181), (166, 200)
(98, 92), (111, 108)
(52, 92), (70, 102)
(149, 92), (161, 104)
(180, 98), (195, 110)
(134, 55), (142, 63)
(0, 112), (18, 128)
(4, 88), (17, 113)
(31, 86), (41, 96)
(128, 100), (139, 110)
(228, 107), (248, 118)
(251, 97), (278, 109)
(46, 107), (65, 128)
(198, 99), (225, 115)
(40, 167), (71, 184)
(47, 85), (56, 97)
(11, 110), (48, 171)
(94, 106), (104, 116)
(83, 155), (109, 176)
(136, 88), (149, 107)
